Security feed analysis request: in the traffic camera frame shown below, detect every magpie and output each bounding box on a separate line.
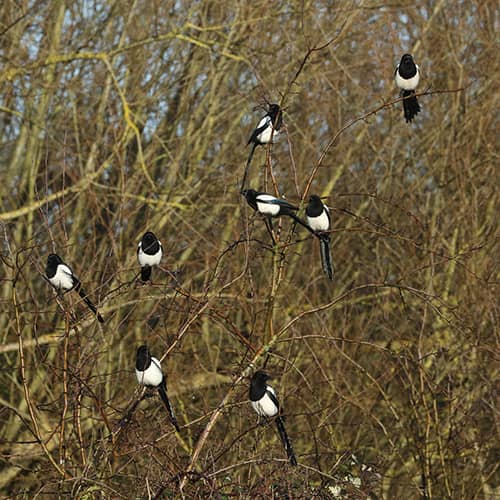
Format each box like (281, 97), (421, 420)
(45, 253), (104, 323)
(395, 53), (421, 123)
(242, 189), (313, 238)
(249, 370), (297, 466)
(137, 231), (162, 281)
(306, 195), (334, 280)
(135, 345), (180, 432)
(241, 103), (283, 192)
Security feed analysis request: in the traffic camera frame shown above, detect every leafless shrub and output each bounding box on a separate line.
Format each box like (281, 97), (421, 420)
(0, 0), (498, 498)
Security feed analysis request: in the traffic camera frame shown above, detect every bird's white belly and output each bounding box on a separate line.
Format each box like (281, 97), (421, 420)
(136, 365), (163, 387)
(138, 249), (162, 267)
(252, 393), (278, 418)
(307, 211), (330, 232)
(395, 71), (420, 90)
(50, 266), (74, 291)
(257, 126), (277, 144)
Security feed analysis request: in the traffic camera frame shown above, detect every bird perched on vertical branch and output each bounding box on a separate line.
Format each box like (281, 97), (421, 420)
(137, 231), (162, 282)
(45, 253), (104, 323)
(306, 194), (334, 280)
(395, 53), (421, 123)
(249, 370), (297, 466)
(135, 345), (180, 432)
(241, 103), (283, 192)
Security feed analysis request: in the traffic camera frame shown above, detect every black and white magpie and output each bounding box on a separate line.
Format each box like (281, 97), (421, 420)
(249, 370), (297, 466)
(45, 253), (104, 323)
(395, 53), (421, 123)
(241, 103), (283, 192)
(306, 195), (334, 280)
(137, 231), (162, 281)
(242, 189), (313, 238)
(135, 345), (180, 432)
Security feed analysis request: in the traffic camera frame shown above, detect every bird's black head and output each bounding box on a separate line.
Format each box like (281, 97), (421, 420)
(400, 53), (415, 66)
(141, 231), (160, 255)
(242, 189), (258, 210)
(142, 231), (158, 246)
(268, 104), (282, 130)
(136, 345), (152, 371)
(268, 103), (280, 116)
(397, 53), (418, 81)
(252, 370), (271, 385)
(306, 194), (325, 217)
(47, 254), (63, 266)
(309, 194), (323, 206)
(249, 370), (271, 400)
(46, 253), (64, 277)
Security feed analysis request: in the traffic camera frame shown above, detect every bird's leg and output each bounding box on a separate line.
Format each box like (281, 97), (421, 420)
(264, 218), (277, 246)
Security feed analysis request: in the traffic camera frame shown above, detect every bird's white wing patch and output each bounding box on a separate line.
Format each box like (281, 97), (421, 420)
(256, 115), (271, 129)
(256, 200), (280, 216)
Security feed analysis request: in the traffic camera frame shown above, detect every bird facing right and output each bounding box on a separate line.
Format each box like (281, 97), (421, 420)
(241, 103), (283, 192)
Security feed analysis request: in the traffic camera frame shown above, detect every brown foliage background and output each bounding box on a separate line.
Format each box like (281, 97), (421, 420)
(0, 0), (498, 498)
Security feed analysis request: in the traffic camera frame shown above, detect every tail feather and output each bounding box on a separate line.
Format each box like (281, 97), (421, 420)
(141, 265), (152, 282)
(402, 90), (420, 123)
(288, 213), (315, 235)
(78, 286), (104, 323)
(158, 382), (180, 432)
(241, 143), (257, 193)
(275, 416), (297, 466)
(319, 235), (334, 280)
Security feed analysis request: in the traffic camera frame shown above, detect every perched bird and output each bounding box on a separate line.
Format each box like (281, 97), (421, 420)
(45, 253), (104, 323)
(137, 231), (162, 281)
(135, 345), (180, 432)
(249, 370), (297, 466)
(241, 103), (283, 192)
(395, 53), (421, 123)
(306, 195), (334, 280)
(242, 188), (313, 239)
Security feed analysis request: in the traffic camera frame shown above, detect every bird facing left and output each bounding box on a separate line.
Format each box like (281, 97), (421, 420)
(45, 253), (104, 323)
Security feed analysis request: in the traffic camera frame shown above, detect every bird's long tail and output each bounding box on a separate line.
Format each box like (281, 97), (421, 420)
(77, 286), (104, 323)
(402, 90), (420, 123)
(158, 381), (181, 432)
(141, 265), (152, 282)
(275, 416), (297, 466)
(241, 143), (257, 193)
(319, 234), (334, 280)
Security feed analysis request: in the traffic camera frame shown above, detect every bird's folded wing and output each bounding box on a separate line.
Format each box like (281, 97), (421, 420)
(257, 195), (298, 210)
(248, 116), (271, 144)
(266, 388), (280, 412)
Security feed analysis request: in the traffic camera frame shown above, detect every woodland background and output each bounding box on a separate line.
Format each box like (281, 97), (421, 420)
(0, 0), (498, 498)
